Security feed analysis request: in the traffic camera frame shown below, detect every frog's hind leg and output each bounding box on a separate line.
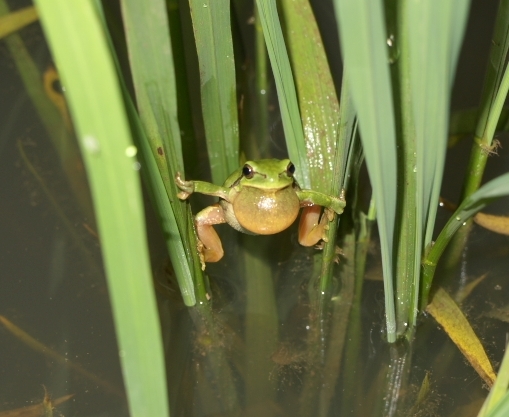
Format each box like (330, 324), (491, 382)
(298, 205), (334, 247)
(194, 203), (227, 269)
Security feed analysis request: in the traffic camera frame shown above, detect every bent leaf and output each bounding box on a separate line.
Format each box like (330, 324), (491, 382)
(426, 287), (496, 387)
(422, 172), (509, 304)
(475, 212), (509, 236)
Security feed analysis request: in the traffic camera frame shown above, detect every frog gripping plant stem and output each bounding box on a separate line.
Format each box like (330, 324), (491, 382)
(175, 159), (346, 269)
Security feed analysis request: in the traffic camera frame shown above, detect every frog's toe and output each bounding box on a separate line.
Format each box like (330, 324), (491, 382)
(325, 208), (335, 221)
(196, 240), (207, 270)
(331, 200), (345, 215)
(177, 191), (191, 200)
(175, 172), (195, 194)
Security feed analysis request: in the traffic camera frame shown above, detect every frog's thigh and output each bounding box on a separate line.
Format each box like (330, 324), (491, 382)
(195, 203), (227, 263)
(298, 205), (329, 247)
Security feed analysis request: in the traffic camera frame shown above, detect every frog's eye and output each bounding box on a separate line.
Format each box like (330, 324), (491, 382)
(242, 164), (254, 179)
(286, 162), (295, 177)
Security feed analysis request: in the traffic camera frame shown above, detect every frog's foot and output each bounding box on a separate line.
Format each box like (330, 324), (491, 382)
(330, 192), (346, 215)
(333, 246), (344, 264)
(175, 172), (195, 200)
(298, 205), (332, 247)
(196, 240), (207, 271)
(195, 204), (227, 269)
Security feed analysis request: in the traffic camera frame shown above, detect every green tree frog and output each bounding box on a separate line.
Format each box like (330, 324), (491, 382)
(176, 159), (346, 270)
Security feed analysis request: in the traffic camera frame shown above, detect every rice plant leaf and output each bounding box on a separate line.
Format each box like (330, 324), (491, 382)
(120, 0), (203, 303)
(125, 91), (196, 306)
(120, 0), (183, 193)
(0, 5), (37, 39)
(334, 0), (398, 341)
(188, 0), (239, 184)
(478, 345), (509, 416)
(34, 1), (169, 415)
(255, 0), (309, 188)
(423, 172), (509, 298)
(280, 0), (340, 194)
(398, 0), (469, 334)
(426, 287), (495, 387)
(475, 0), (509, 142)
(404, 0), (470, 247)
(486, 394), (509, 417)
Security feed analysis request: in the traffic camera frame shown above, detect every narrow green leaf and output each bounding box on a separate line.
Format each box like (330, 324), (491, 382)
(399, 0), (469, 333)
(405, 1), (470, 246)
(423, 172), (509, 300)
(34, 1), (169, 416)
(121, 0), (206, 303)
(487, 394), (509, 417)
(188, 0), (239, 183)
(334, 0), (398, 341)
(121, 0), (182, 169)
(474, 0), (509, 143)
(280, 0), (340, 193)
(255, 0), (309, 188)
(478, 345), (509, 416)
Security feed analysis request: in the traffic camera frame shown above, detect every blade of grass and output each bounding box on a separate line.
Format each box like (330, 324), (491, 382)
(478, 345), (509, 416)
(422, 172), (509, 303)
(280, 0), (351, 333)
(34, 1), (169, 415)
(125, 90), (197, 305)
(466, 0), (509, 198)
(398, 0), (470, 334)
(188, 0), (239, 183)
(120, 0), (206, 303)
(487, 395), (509, 417)
(255, 0), (309, 188)
(394, 0), (419, 336)
(280, 0), (341, 193)
(443, 0), (509, 274)
(334, 0), (398, 342)
(254, 4), (269, 158)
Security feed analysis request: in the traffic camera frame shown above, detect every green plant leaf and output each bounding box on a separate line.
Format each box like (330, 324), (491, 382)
(34, 1), (169, 415)
(119, 0), (198, 304)
(478, 344), (509, 416)
(280, 0), (341, 194)
(398, 0), (470, 333)
(255, 0), (309, 188)
(334, 0), (398, 341)
(423, 172), (509, 300)
(188, 0), (239, 184)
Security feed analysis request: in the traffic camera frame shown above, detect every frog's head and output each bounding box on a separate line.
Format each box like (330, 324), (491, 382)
(232, 158), (296, 190)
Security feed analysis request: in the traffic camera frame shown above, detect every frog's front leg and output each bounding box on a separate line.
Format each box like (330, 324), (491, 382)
(296, 190), (346, 247)
(175, 172), (230, 201)
(194, 203), (227, 270)
(296, 189), (346, 215)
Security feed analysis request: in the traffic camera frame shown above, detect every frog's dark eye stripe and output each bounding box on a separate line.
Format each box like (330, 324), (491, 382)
(242, 164), (254, 179)
(286, 162), (295, 177)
